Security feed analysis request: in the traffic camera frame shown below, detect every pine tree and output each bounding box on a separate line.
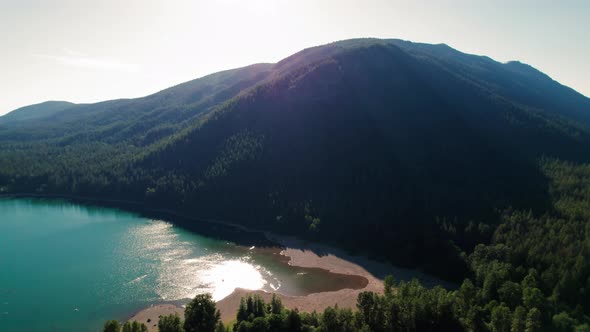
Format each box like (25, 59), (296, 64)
(525, 308), (541, 332)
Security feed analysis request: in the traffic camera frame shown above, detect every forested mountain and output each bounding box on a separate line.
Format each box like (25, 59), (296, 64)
(2, 38), (590, 330)
(0, 63), (273, 143)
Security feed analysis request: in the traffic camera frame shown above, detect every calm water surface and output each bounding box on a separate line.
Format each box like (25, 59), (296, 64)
(0, 198), (364, 332)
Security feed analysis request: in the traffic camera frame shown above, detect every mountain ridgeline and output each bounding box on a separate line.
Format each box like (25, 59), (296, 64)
(2, 39), (590, 328)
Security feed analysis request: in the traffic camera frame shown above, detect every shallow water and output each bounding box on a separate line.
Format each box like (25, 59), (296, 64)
(0, 198), (366, 332)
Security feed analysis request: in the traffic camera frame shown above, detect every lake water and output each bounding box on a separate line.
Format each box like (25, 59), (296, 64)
(0, 198), (366, 332)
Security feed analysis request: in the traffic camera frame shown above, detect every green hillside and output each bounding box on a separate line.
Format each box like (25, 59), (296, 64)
(2, 38), (590, 329)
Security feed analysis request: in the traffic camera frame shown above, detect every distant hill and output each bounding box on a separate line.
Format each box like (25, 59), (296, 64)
(1, 38), (590, 280)
(0, 101), (76, 124)
(0, 64), (273, 142)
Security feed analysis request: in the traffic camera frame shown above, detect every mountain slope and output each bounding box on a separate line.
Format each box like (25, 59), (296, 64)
(138, 39), (590, 221)
(0, 63), (273, 144)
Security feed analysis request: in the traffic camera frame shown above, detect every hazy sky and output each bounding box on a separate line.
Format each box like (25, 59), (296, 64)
(1, 0), (588, 115)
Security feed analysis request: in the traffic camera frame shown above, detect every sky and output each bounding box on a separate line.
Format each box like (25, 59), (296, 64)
(1, 0), (589, 115)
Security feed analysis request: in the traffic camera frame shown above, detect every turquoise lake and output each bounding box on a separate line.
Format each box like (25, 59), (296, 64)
(0, 198), (366, 332)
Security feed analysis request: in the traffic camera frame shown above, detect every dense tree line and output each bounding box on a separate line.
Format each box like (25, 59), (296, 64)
(104, 272), (590, 331)
(103, 320), (148, 332)
(98, 158), (590, 331)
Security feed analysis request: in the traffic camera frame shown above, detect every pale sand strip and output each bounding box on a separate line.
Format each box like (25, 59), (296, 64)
(128, 304), (184, 332)
(215, 235), (386, 323)
(128, 238), (384, 330)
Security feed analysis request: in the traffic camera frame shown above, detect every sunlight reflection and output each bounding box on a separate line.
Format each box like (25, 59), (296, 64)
(131, 220), (267, 302)
(202, 260), (267, 301)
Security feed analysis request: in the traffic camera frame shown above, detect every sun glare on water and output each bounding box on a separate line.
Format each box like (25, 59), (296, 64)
(127, 220), (267, 302)
(202, 260), (267, 301)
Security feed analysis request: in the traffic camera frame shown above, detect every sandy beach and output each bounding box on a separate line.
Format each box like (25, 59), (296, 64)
(127, 233), (447, 330)
(128, 234), (388, 330)
(215, 235), (386, 322)
(128, 304), (185, 331)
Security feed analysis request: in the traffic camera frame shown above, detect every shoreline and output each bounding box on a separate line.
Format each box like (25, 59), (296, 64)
(0, 193), (290, 248)
(0, 193), (447, 284)
(127, 234), (451, 329)
(215, 234), (386, 322)
(1, 194), (450, 329)
(0, 193), (264, 234)
(127, 235), (386, 330)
